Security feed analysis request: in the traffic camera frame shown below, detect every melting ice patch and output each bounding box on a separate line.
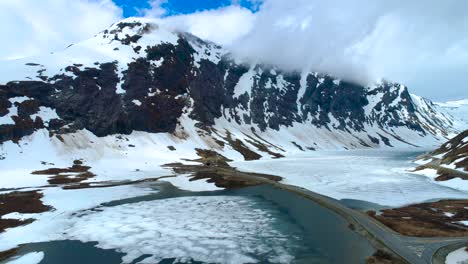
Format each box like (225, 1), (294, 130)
(445, 247), (468, 264)
(231, 150), (468, 207)
(5, 252), (44, 264)
(62, 196), (305, 264)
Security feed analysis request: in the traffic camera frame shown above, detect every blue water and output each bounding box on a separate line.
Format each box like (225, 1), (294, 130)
(6, 183), (375, 264)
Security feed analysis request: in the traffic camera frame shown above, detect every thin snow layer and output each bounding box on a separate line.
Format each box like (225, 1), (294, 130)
(231, 150), (468, 207)
(0, 184), (158, 252)
(5, 252), (44, 264)
(445, 247), (468, 264)
(411, 168), (468, 192)
(436, 98), (468, 130)
(63, 196), (303, 264)
(162, 174), (222, 192)
(0, 118), (218, 191)
(0, 110), (446, 192)
(233, 66), (255, 98)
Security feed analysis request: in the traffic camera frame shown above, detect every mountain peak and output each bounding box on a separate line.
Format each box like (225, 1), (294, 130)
(0, 16), (460, 152)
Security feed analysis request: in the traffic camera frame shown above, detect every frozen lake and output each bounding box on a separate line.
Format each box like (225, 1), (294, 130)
(3, 150), (467, 263)
(231, 150), (468, 207)
(4, 184), (374, 264)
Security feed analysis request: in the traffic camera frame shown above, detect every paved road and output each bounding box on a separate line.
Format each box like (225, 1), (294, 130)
(227, 169), (468, 264)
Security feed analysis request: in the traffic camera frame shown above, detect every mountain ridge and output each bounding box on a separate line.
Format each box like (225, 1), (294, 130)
(0, 17), (461, 165)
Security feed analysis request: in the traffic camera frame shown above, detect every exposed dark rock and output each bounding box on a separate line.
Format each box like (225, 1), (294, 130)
(377, 133), (393, 147)
(167, 145), (176, 151)
(368, 135), (380, 145)
(0, 23), (449, 147)
(291, 141), (305, 151)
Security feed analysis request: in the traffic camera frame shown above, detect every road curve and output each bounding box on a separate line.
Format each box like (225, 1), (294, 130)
(227, 168), (468, 264)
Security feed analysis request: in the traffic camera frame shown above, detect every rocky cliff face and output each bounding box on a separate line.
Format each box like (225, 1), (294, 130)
(0, 18), (456, 150)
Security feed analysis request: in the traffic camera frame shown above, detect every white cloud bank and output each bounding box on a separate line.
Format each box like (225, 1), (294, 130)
(0, 0), (122, 60)
(160, 6), (256, 46)
(149, 0), (468, 100)
(0, 0), (466, 100)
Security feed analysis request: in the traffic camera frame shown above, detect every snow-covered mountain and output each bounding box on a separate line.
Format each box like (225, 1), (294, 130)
(0, 17), (459, 167)
(436, 99), (468, 130)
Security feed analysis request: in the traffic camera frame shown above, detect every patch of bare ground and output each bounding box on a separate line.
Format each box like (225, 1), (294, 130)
(414, 163), (468, 181)
(31, 159), (96, 185)
(291, 141), (305, 151)
(251, 129), (286, 152)
(0, 247), (19, 262)
(0, 191), (52, 232)
(167, 145), (176, 151)
(241, 132), (284, 158)
(415, 130), (468, 181)
(215, 130), (262, 161)
(244, 137), (284, 158)
(163, 148), (282, 189)
(367, 199), (468, 237)
(366, 250), (405, 264)
(433, 130), (468, 170)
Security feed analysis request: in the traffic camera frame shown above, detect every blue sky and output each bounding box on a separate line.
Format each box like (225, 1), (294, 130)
(112, 0), (259, 17)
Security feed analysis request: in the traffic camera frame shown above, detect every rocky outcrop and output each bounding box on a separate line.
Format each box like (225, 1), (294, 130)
(414, 130), (468, 181)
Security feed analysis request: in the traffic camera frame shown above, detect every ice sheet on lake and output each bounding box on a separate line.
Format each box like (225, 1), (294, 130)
(231, 150), (468, 207)
(445, 247), (468, 264)
(63, 196), (304, 264)
(5, 252), (44, 264)
(0, 184), (158, 252)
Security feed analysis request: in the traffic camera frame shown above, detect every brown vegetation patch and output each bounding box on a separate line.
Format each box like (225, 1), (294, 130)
(243, 134), (284, 158)
(31, 159), (96, 185)
(217, 130), (262, 161)
(251, 130), (286, 152)
(434, 168), (468, 181)
(163, 149), (281, 189)
(0, 191), (52, 232)
(368, 199), (468, 237)
(191, 148), (233, 166)
(414, 163), (468, 182)
(432, 130), (468, 171)
(189, 170), (280, 189)
(0, 248), (19, 262)
(366, 250), (403, 264)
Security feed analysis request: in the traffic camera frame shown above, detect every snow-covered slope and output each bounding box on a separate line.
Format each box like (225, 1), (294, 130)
(413, 130), (468, 191)
(0, 17), (458, 169)
(436, 99), (468, 131)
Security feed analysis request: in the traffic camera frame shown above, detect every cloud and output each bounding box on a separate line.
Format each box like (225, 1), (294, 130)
(1, 0), (466, 100)
(0, 0), (122, 60)
(138, 0), (168, 18)
(147, 0), (468, 100)
(229, 0), (468, 100)
(150, 5), (256, 46)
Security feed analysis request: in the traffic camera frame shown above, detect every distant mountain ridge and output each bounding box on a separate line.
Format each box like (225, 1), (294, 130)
(0, 18), (461, 163)
(436, 99), (468, 131)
